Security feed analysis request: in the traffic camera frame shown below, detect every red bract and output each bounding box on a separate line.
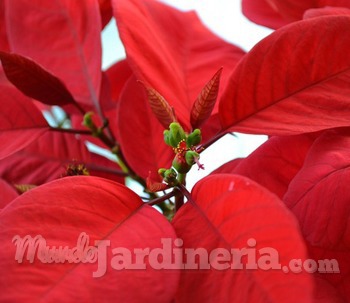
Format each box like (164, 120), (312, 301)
(212, 133), (318, 199)
(0, 176), (179, 302)
(0, 179), (18, 209)
(219, 16), (350, 135)
(5, 0), (102, 111)
(117, 76), (174, 180)
(242, 0), (289, 29)
(242, 0), (350, 28)
(172, 174), (313, 302)
(113, 0), (245, 135)
(0, 84), (49, 159)
(284, 128), (350, 300)
(0, 131), (124, 186)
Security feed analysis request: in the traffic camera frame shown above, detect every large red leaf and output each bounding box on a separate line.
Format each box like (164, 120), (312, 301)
(0, 84), (49, 159)
(5, 0), (102, 110)
(172, 174), (313, 302)
(284, 128), (350, 250)
(113, 0), (245, 131)
(0, 176), (179, 302)
(283, 128), (350, 300)
(117, 76), (174, 181)
(219, 16), (350, 135)
(0, 131), (124, 185)
(212, 133), (318, 199)
(241, 0), (289, 29)
(0, 179), (18, 209)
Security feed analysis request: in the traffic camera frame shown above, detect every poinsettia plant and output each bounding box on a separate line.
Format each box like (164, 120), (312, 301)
(0, 0), (350, 301)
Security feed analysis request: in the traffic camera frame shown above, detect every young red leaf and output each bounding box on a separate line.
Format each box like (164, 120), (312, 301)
(139, 82), (177, 129)
(113, 0), (245, 130)
(0, 52), (82, 112)
(6, 0), (102, 110)
(0, 84), (49, 159)
(212, 133), (318, 199)
(242, 0), (289, 29)
(0, 179), (18, 209)
(190, 68), (222, 130)
(117, 77), (174, 181)
(172, 174), (313, 303)
(0, 131), (124, 185)
(0, 176), (179, 302)
(219, 16), (350, 135)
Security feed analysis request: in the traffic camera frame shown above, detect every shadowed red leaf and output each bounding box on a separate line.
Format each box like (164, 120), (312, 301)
(219, 16), (350, 135)
(0, 131), (124, 185)
(0, 179), (18, 209)
(0, 52), (82, 112)
(6, 0), (102, 110)
(0, 84), (49, 159)
(0, 176), (179, 302)
(172, 174), (313, 302)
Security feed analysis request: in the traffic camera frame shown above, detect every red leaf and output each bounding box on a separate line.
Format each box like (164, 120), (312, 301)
(284, 128), (350, 250)
(0, 52), (82, 111)
(219, 16), (350, 135)
(6, 0), (102, 109)
(0, 179), (18, 209)
(0, 131), (124, 185)
(242, 0), (289, 29)
(304, 6), (350, 18)
(282, 130), (350, 297)
(139, 82), (177, 129)
(117, 77), (174, 181)
(190, 68), (222, 129)
(98, 0), (113, 29)
(113, 0), (245, 130)
(0, 176), (179, 302)
(266, 0), (350, 22)
(212, 133), (318, 199)
(0, 84), (49, 159)
(105, 59), (133, 103)
(172, 174), (313, 302)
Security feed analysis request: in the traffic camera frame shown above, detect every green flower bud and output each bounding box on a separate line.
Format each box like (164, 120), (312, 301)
(83, 112), (94, 129)
(185, 151), (200, 166)
(186, 129), (202, 147)
(163, 168), (178, 185)
(169, 122), (186, 146)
